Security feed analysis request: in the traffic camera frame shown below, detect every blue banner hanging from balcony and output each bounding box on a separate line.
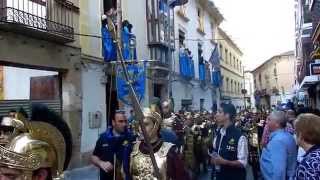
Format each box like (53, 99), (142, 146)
(122, 20), (137, 60)
(199, 63), (206, 81)
(102, 26), (117, 62)
(179, 50), (188, 77)
(179, 49), (194, 79)
(159, 0), (169, 16)
(102, 20), (137, 62)
(190, 58), (195, 78)
(212, 71), (222, 87)
(116, 63), (146, 105)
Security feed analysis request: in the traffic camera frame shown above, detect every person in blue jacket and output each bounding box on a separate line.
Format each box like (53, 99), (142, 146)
(91, 110), (136, 180)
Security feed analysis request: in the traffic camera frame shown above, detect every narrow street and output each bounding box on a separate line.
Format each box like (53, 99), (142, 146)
(1, 0), (320, 179)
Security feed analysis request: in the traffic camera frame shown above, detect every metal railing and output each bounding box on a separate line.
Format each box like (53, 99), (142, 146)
(0, 0), (74, 41)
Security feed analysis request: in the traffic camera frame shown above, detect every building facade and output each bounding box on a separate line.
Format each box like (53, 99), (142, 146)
(295, 0), (320, 110)
(171, 0), (223, 111)
(244, 71), (255, 109)
(252, 51), (296, 110)
(295, 0), (314, 107)
(216, 28), (245, 109)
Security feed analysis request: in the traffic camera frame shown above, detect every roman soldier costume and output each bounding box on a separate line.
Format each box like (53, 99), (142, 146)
(0, 104), (72, 180)
(130, 108), (189, 180)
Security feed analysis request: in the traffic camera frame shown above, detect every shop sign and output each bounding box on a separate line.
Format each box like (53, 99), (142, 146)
(310, 62), (320, 75)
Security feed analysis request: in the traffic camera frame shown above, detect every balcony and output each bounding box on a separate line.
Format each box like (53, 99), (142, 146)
(0, 0), (77, 43)
(149, 60), (170, 82)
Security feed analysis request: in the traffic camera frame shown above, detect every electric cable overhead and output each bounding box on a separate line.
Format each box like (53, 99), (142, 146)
(73, 32), (238, 42)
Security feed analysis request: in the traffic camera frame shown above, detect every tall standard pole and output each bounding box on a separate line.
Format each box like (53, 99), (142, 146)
(243, 66), (246, 110)
(216, 87), (221, 109)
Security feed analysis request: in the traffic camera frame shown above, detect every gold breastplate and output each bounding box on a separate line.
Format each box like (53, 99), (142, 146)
(130, 141), (174, 180)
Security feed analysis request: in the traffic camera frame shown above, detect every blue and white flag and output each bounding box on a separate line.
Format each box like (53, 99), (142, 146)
(210, 42), (222, 87)
(212, 70), (222, 87)
(209, 43), (220, 70)
(102, 27), (117, 62)
(116, 63), (145, 105)
(199, 63), (206, 81)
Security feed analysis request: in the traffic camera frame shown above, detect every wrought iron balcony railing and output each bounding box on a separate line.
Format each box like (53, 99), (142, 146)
(0, 0), (76, 43)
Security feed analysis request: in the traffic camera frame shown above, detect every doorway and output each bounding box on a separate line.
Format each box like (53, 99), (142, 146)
(106, 75), (119, 126)
(0, 65), (61, 116)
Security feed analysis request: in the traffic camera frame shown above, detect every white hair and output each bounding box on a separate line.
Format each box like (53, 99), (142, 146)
(269, 111), (287, 128)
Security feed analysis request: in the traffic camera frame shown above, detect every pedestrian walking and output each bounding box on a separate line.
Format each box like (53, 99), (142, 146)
(260, 111), (297, 180)
(210, 103), (248, 180)
(295, 113), (320, 180)
(91, 110), (135, 180)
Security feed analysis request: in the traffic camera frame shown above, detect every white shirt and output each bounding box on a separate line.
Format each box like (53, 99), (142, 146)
(213, 127), (249, 167)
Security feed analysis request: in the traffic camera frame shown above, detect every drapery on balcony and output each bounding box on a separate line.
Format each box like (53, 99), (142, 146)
(0, 0), (77, 43)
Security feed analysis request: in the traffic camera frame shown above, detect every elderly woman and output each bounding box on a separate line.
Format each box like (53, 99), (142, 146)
(295, 113), (320, 179)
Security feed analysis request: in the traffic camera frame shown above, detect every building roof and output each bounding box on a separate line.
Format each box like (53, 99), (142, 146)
(251, 50), (294, 73)
(217, 27), (243, 55)
(199, 0), (224, 25)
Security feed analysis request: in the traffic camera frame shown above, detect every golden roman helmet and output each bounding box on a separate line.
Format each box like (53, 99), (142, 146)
(0, 117), (24, 129)
(0, 113), (27, 146)
(143, 107), (162, 130)
(0, 104), (72, 180)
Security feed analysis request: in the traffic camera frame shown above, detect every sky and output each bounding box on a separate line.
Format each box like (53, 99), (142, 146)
(213, 0), (296, 71)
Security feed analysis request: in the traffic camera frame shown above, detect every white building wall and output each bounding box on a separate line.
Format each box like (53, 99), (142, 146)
(3, 66), (58, 100)
(191, 85), (213, 110)
(80, 63), (107, 153)
(79, 0), (103, 59)
(172, 81), (193, 111)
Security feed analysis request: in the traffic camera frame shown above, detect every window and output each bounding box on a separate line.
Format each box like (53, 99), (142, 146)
(219, 44), (223, 60)
(258, 74), (262, 87)
(235, 81), (238, 93)
(197, 8), (204, 33)
(198, 43), (205, 80)
(200, 99), (205, 111)
(229, 52), (232, 65)
(154, 83), (163, 98)
(231, 79), (234, 93)
(6, 0), (47, 27)
(211, 22), (215, 40)
(225, 49), (228, 64)
(104, 0), (116, 12)
(198, 43), (203, 62)
(236, 59), (239, 70)
(233, 56), (236, 68)
(273, 64), (277, 76)
(178, 30), (185, 48)
(226, 78), (229, 92)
